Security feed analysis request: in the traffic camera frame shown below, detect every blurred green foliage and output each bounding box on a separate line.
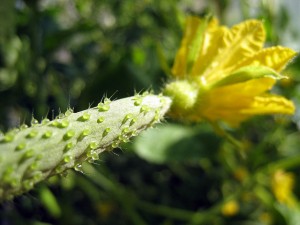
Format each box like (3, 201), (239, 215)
(1, 0), (300, 225)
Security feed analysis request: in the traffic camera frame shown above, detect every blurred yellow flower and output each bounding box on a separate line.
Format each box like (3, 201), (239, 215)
(221, 200), (239, 216)
(163, 16), (296, 126)
(271, 170), (296, 207)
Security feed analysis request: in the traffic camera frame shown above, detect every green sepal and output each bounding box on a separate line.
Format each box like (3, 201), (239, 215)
(212, 65), (286, 88)
(186, 17), (209, 73)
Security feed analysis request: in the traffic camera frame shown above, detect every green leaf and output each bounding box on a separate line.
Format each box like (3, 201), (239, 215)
(187, 17), (209, 73)
(133, 124), (220, 164)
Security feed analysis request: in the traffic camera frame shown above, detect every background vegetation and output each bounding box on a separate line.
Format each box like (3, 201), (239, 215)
(1, 0), (300, 224)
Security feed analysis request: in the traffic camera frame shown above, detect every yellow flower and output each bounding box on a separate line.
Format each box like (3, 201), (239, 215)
(271, 170), (296, 207)
(221, 200), (239, 216)
(163, 16), (296, 126)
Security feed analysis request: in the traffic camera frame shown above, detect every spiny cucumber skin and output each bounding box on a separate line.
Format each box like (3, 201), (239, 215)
(0, 94), (171, 201)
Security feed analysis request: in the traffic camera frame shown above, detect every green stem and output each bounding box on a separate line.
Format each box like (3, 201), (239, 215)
(258, 153), (300, 174)
(211, 122), (246, 158)
(136, 200), (194, 221)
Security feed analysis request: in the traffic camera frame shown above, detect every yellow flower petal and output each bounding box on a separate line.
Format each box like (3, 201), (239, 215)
(196, 77), (294, 125)
(199, 19), (265, 85)
(233, 46), (297, 72)
(172, 16), (218, 78)
(190, 19), (228, 77)
(171, 16), (202, 78)
(241, 94), (295, 115)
